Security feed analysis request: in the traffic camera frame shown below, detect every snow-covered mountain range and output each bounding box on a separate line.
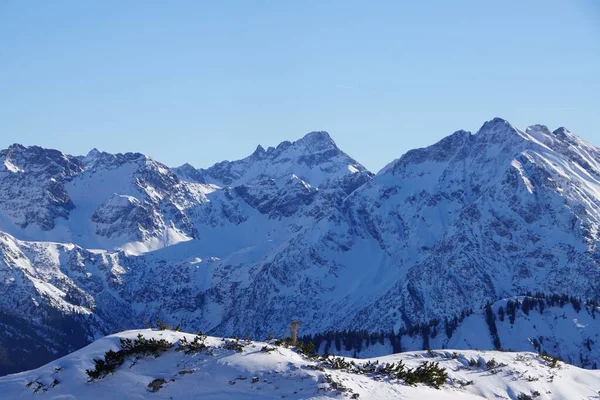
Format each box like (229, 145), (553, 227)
(2, 118), (600, 376)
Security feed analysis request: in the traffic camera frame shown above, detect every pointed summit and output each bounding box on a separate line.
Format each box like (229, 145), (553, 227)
(171, 163), (205, 183)
(526, 124), (552, 136)
(6, 143), (27, 152)
(477, 117), (514, 134)
(1, 144), (84, 176)
(294, 131), (337, 153)
(86, 148), (102, 157)
(82, 147), (112, 168)
(475, 117), (531, 144)
(552, 127), (573, 140)
(251, 145), (266, 158)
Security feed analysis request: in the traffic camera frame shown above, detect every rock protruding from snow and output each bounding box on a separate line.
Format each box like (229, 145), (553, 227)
(0, 144), (84, 230)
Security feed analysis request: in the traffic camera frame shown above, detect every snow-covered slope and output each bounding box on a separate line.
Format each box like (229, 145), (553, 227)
(2, 329), (599, 400)
(305, 296), (600, 369)
(2, 120), (600, 377)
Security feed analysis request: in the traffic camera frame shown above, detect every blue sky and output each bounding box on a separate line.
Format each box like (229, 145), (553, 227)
(1, 1), (599, 172)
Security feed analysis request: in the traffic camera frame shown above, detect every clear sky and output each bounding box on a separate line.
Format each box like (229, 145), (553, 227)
(1, 1), (599, 172)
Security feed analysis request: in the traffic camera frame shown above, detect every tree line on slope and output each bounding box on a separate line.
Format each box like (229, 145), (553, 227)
(299, 293), (598, 362)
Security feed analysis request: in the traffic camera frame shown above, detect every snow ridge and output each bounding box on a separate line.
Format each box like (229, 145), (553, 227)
(2, 329), (599, 399)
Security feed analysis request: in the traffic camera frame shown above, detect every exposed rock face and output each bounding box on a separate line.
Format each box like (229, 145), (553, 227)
(0, 144), (84, 230)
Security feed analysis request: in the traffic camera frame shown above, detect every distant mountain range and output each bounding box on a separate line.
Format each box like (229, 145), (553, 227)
(1, 118), (600, 375)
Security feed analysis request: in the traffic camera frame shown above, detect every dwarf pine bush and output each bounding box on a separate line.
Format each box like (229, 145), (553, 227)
(177, 332), (207, 354)
(86, 334), (173, 380)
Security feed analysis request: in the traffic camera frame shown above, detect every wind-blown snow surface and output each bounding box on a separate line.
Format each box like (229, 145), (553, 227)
(2, 329), (599, 400)
(2, 119), (600, 375)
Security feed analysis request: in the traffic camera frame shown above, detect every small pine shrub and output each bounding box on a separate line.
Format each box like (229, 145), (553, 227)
(261, 345), (276, 353)
(403, 361), (448, 389)
(86, 350), (126, 380)
(517, 391), (540, 400)
(120, 334), (173, 357)
(177, 332), (207, 354)
(156, 319), (171, 331)
(312, 354), (449, 390)
(301, 341), (316, 356)
(86, 334), (173, 380)
(468, 358), (481, 368)
(358, 360), (379, 374)
(324, 356), (353, 370)
(377, 361), (406, 379)
(274, 337), (294, 347)
(222, 338), (244, 352)
(539, 352), (561, 368)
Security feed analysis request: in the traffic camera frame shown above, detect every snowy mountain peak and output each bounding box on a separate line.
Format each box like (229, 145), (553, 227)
(82, 147), (105, 167)
(251, 144), (266, 158)
(171, 162), (205, 183)
(552, 126), (572, 138)
(6, 143), (27, 152)
(1, 143), (84, 176)
(526, 124), (552, 136)
(479, 116), (512, 129)
(381, 128), (472, 175)
(551, 126), (583, 146)
(521, 124), (591, 152)
(200, 131), (369, 187)
(0, 145), (84, 230)
(82, 149), (149, 170)
(475, 117), (531, 144)
(294, 130), (337, 153)
(86, 147), (102, 157)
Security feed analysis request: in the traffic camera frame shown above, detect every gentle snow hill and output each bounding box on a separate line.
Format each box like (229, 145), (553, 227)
(1, 329), (599, 400)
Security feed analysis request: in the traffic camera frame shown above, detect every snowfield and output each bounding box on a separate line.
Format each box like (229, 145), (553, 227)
(1, 329), (599, 400)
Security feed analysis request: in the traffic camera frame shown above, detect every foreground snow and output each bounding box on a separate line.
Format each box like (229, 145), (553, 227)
(1, 330), (598, 399)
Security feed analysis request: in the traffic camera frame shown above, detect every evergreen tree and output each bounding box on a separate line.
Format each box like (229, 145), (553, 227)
(497, 306), (505, 322)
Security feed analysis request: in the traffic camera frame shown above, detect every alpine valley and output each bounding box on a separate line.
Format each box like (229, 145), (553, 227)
(1, 118), (600, 379)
